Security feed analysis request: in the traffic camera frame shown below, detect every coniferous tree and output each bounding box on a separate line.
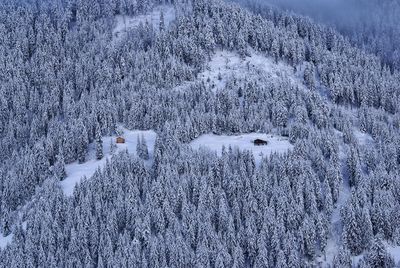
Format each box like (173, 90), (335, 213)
(137, 134), (149, 160)
(332, 246), (352, 268)
(54, 149), (67, 180)
(362, 235), (395, 268)
(110, 139), (117, 155)
(96, 124), (104, 160)
(77, 121), (89, 164)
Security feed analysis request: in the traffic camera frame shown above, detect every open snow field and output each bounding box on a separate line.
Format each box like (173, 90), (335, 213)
(354, 129), (374, 146)
(0, 233), (13, 250)
(190, 133), (293, 165)
(198, 50), (302, 92)
(60, 129), (157, 196)
(113, 5), (175, 42)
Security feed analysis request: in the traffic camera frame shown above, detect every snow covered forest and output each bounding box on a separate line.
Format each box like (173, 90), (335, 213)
(0, 0), (399, 267)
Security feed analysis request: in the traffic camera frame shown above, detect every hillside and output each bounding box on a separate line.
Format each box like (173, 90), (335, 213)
(0, 0), (399, 267)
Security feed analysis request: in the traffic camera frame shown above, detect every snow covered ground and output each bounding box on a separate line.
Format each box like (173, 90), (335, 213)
(354, 129), (374, 146)
(317, 128), (385, 267)
(190, 133), (293, 165)
(351, 243), (400, 267)
(197, 50), (301, 92)
(387, 244), (400, 267)
(318, 144), (351, 266)
(60, 129), (157, 196)
(113, 5), (175, 42)
(0, 232), (13, 250)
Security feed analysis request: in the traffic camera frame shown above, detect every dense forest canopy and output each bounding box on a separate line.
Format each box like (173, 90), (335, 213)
(0, 0), (399, 267)
(230, 0), (400, 72)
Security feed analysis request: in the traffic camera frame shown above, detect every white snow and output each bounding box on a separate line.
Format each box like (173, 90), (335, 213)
(317, 128), (377, 267)
(387, 244), (400, 266)
(316, 132), (351, 267)
(354, 129), (374, 146)
(113, 5), (175, 42)
(190, 133), (293, 165)
(350, 243), (400, 267)
(197, 50), (300, 92)
(60, 129), (157, 196)
(0, 232), (13, 250)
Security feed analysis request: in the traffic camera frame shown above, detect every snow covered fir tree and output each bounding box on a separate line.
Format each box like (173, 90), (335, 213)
(0, 0), (400, 267)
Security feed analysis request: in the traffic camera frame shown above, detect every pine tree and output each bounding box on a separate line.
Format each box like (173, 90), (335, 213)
(54, 149), (67, 180)
(363, 235), (395, 268)
(361, 206), (374, 249)
(110, 139), (117, 155)
(316, 213), (328, 257)
(137, 134), (149, 160)
(347, 147), (361, 187)
(77, 121), (89, 164)
(332, 246), (351, 268)
(342, 194), (364, 255)
(159, 10), (165, 32)
(304, 63), (316, 91)
(96, 124), (103, 160)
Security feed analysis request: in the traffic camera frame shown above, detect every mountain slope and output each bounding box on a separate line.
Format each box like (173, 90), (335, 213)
(0, 0), (399, 267)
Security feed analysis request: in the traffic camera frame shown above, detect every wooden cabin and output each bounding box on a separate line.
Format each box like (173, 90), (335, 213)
(253, 139), (268, 146)
(116, 137), (125, 144)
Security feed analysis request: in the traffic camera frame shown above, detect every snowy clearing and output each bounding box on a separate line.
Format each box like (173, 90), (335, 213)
(387, 244), (400, 267)
(190, 133), (293, 164)
(198, 50), (301, 92)
(113, 5), (175, 42)
(354, 129), (374, 146)
(60, 129), (157, 196)
(0, 233), (13, 250)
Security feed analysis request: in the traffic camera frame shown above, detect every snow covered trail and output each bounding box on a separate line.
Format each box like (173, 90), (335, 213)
(60, 129), (157, 196)
(190, 133), (293, 165)
(318, 143), (351, 266)
(317, 128), (376, 266)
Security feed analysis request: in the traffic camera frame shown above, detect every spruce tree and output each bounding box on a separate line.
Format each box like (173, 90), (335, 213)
(95, 123), (103, 160)
(54, 149), (67, 180)
(332, 246), (351, 268)
(363, 235), (395, 268)
(137, 134), (149, 160)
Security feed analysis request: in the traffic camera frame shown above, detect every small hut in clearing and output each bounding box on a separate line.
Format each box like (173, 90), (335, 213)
(116, 137), (125, 144)
(253, 139), (268, 146)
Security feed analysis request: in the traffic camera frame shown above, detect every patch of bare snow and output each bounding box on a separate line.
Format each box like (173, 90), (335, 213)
(354, 129), (374, 146)
(60, 128), (157, 196)
(113, 5), (175, 42)
(0, 232), (13, 250)
(196, 50), (302, 92)
(387, 244), (400, 267)
(190, 133), (293, 165)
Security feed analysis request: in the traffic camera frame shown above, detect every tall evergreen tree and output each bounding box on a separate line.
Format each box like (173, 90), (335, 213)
(96, 123), (104, 160)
